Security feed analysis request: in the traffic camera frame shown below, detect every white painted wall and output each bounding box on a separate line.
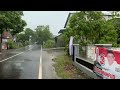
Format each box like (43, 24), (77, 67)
(86, 45), (96, 62)
(110, 47), (120, 51)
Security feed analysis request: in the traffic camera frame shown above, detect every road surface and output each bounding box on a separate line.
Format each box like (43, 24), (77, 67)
(0, 44), (41, 79)
(0, 44), (63, 79)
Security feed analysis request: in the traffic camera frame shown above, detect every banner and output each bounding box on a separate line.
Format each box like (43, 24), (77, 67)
(69, 36), (74, 56)
(93, 47), (120, 79)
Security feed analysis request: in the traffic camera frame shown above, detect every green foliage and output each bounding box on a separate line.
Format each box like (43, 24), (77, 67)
(62, 11), (119, 48)
(24, 41), (29, 46)
(16, 25), (54, 48)
(56, 34), (67, 47)
(16, 28), (36, 46)
(24, 28), (36, 43)
(0, 11), (27, 34)
(108, 18), (120, 44)
(8, 40), (15, 49)
(64, 44), (69, 55)
(98, 20), (117, 44)
(16, 33), (29, 47)
(43, 40), (55, 48)
(0, 11), (27, 51)
(112, 43), (118, 47)
(16, 33), (26, 44)
(35, 25), (53, 45)
(53, 54), (91, 79)
(7, 40), (21, 49)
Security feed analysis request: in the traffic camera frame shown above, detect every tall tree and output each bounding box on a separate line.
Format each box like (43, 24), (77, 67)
(16, 32), (26, 46)
(108, 18), (120, 44)
(35, 25), (53, 45)
(63, 11), (118, 46)
(24, 28), (36, 43)
(0, 11), (27, 52)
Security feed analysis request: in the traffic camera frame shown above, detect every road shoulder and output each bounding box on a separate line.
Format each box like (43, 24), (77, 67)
(42, 49), (62, 79)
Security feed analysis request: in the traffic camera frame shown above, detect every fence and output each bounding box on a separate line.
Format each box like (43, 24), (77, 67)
(72, 44), (113, 79)
(72, 44), (98, 79)
(79, 45), (95, 64)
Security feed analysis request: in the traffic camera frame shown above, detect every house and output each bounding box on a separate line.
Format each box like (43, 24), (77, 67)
(1, 31), (12, 49)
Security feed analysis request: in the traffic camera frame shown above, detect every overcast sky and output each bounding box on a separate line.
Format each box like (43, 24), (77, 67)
(22, 11), (110, 36)
(22, 11), (75, 36)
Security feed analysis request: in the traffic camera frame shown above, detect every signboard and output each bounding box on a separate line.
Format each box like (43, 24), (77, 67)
(93, 47), (120, 79)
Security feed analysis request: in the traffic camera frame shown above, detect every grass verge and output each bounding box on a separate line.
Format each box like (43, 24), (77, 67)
(52, 54), (92, 79)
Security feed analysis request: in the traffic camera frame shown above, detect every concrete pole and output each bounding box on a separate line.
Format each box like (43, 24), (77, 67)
(73, 44), (79, 62)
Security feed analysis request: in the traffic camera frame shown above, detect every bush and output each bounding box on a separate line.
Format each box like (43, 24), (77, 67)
(43, 40), (55, 48)
(24, 41), (29, 46)
(8, 40), (24, 49)
(18, 43), (23, 47)
(112, 43), (120, 47)
(8, 40), (18, 49)
(64, 44), (69, 55)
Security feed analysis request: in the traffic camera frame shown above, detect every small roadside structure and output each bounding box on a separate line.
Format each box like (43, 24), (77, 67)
(2, 31), (12, 50)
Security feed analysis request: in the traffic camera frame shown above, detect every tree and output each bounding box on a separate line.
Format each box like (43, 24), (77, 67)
(11, 20), (27, 36)
(108, 18), (120, 44)
(63, 11), (118, 46)
(64, 11), (106, 46)
(16, 33), (27, 46)
(35, 25), (53, 45)
(24, 28), (34, 41)
(0, 11), (27, 52)
(24, 28), (36, 43)
(99, 20), (117, 44)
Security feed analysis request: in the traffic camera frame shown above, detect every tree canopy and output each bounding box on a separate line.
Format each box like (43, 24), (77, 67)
(35, 25), (53, 44)
(0, 11), (27, 51)
(62, 11), (120, 47)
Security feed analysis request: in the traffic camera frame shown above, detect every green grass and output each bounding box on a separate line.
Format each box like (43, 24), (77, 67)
(52, 54), (92, 79)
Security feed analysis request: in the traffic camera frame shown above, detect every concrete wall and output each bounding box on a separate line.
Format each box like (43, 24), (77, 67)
(72, 44), (120, 79)
(110, 47), (120, 51)
(72, 44), (99, 79)
(86, 45), (96, 62)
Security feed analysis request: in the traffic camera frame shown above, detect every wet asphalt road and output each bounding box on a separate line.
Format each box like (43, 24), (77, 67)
(0, 44), (41, 79)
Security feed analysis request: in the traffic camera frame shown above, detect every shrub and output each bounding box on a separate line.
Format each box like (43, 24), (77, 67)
(8, 40), (17, 49)
(43, 40), (55, 48)
(24, 41), (29, 46)
(112, 43), (120, 47)
(64, 44), (69, 55)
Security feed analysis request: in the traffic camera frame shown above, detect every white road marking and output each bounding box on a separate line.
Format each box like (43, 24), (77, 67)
(38, 45), (42, 79)
(0, 45), (34, 63)
(0, 52), (24, 63)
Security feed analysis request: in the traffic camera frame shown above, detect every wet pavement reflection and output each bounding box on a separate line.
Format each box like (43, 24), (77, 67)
(0, 44), (41, 79)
